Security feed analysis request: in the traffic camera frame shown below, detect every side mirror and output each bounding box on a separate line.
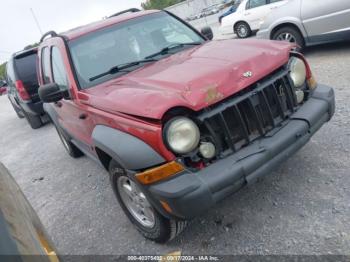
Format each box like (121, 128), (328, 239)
(201, 26), (214, 40)
(38, 83), (64, 103)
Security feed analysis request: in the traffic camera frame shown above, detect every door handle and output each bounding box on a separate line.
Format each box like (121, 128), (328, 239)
(245, 12), (251, 15)
(54, 101), (62, 108)
(79, 113), (88, 120)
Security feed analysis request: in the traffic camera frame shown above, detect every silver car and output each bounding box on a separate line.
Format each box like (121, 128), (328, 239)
(257, 0), (350, 49)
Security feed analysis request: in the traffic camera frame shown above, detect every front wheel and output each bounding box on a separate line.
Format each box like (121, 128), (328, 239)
(109, 160), (187, 243)
(235, 22), (251, 38)
(272, 26), (305, 51)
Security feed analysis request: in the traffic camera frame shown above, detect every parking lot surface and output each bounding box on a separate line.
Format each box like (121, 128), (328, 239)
(0, 41), (349, 255)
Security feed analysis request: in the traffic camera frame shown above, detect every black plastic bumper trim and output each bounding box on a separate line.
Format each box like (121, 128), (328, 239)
(148, 85), (335, 220)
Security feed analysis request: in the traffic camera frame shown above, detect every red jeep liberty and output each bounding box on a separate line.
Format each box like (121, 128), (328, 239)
(38, 9), (335, 243)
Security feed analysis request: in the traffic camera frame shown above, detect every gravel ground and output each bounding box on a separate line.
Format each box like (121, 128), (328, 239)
(0, 41), (349, 256)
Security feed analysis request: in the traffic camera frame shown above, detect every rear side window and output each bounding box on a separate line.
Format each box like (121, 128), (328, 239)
(14, 53), (38, 86)
(6, 59), (16, 86)
(41, 47), (51, 84)
(246, 0), (267, 9)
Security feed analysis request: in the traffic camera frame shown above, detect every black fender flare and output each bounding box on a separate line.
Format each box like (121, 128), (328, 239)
(92, 125), (166, 171)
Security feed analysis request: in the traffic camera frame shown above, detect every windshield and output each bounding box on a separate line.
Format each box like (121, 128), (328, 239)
(69, 12), (205, 89)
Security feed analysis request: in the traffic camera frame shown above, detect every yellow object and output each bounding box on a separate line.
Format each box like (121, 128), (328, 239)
(308, 75), (317, 90)
(160, 201), (173, 213)
(160, 251), (182, 262)
(38, 232), (60, 262)
(136, 161), (184, 185)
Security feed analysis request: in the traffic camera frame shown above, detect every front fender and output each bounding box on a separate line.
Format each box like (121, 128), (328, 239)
(268, 17), (307, 38)
(92, 125), (166, 171)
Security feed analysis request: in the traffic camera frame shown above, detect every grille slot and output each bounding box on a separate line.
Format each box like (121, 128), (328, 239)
(197, 69), (298, 156)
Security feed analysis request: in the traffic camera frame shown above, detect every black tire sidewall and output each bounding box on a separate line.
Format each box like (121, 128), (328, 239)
(23, 111), (42, 129)
(235, 22), (251, 38)
(273, 27), (305, 50)
(53, 123), (83, 158)
(108, 160), (171, 243)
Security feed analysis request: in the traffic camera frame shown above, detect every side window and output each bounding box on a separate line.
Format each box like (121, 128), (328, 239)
(51, 47), (68, 91)
(246, 0), (267, 9)
(269, 0), (282, 3)
(6, 59), (16, 86)
(41, 47), (51, 84)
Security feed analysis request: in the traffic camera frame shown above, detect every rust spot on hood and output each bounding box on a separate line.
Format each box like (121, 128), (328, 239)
(204, 84), (224, 105)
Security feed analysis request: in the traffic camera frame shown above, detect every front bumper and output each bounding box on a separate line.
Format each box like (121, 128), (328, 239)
(149, 85), (335, 220)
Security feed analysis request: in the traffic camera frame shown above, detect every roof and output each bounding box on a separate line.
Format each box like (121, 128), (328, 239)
(13, 47), (37, 59)
(60, 10), (161, 41)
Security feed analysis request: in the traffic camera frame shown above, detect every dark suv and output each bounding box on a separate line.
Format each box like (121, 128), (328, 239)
(38, 9), (334, 243)
(6, 48), (46, 129)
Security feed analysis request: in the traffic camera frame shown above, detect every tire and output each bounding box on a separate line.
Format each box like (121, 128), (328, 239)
(10, 100), (25, 119)
(272, 26), (305, 51)
(23, 111), (43, 129)
(235, 22), (251, 38)
(53, 122), (84, 158)
(109, 160), (187, 243)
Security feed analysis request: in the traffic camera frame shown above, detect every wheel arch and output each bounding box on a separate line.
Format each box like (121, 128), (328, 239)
(270, 22), (304, 40)
(95, 147), (112, 171)
(92, 125), (166, 171)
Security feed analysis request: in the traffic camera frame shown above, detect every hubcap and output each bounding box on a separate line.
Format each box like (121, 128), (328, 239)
(276, 32), (296, 43)
(117, 176), (155, 228)
(238, 25), (247, 37)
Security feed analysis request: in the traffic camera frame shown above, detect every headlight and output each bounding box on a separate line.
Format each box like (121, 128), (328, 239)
(165, 117), (200, 154)
(289, 57), (306, 88)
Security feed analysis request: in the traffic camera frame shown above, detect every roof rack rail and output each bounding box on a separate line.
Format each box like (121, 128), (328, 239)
(40, 31), (58, 42)
(109, 8), (140, 18)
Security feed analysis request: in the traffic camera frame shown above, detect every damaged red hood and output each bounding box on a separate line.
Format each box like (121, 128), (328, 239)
(82, 39), (293, 119)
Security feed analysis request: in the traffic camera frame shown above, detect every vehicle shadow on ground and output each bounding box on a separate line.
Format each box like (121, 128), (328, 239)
(304, 41), (350, 56)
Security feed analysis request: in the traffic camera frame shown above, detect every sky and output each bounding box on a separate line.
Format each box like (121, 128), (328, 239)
(0, 0), (144, 63)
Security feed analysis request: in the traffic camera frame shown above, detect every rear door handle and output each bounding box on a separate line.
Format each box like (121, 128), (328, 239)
(79, 113), (88, 120)
(54, 101), (62, 108)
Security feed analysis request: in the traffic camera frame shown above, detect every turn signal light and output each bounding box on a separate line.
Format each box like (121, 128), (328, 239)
(160, 201), (173, 213)
(136, 161), (184, 185)
(307, 75), (317, 90)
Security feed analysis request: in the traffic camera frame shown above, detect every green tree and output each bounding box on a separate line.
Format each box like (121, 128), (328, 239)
(0, 62), (7, 80)
(24, 42), (39, 50)
(141, 0), (185, 10)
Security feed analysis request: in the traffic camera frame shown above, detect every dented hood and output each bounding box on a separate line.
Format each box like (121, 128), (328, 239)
(83, 39), (293, 119)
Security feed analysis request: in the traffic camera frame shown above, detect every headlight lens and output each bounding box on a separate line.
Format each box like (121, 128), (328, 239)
(166, 117), (200, 154)
(289, 57), (306, 88)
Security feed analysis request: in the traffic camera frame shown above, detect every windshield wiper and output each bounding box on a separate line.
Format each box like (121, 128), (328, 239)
(89, 59), (157, 82)
(145, 42), (202, 59)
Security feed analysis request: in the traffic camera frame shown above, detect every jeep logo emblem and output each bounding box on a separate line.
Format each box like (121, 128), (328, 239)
(243, 71), (253, 78)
